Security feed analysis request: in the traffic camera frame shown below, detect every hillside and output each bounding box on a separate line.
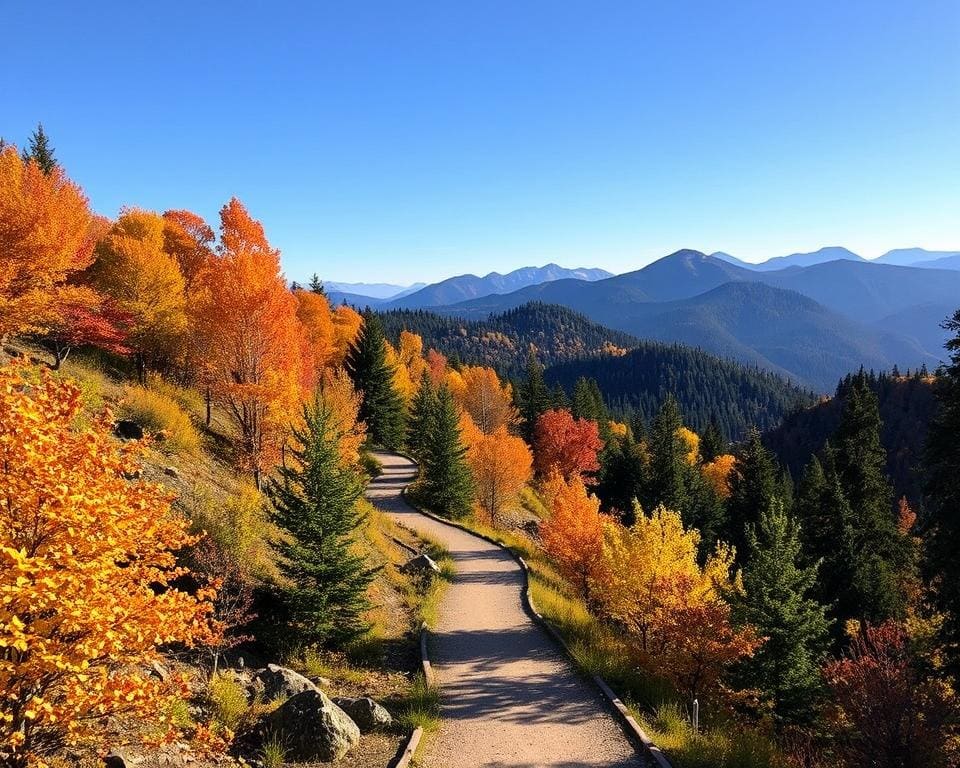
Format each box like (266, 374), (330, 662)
(545, 342), (814, 439)
(764, 370), (938, 502)
(750, 246), (865, 271)
(874, 248), (960, 267)
(385, 263), (612, 309)
(378, 302), (637, 377)
(379, 302), (812, 438)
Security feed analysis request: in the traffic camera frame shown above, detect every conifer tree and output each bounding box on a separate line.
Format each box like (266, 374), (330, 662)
(596, 434), (645, 524)
(732, 501), (830, 727)
(309, 273), (325, 295)
(700, 418), (726, 463)
(642, 396), (689, 515)
(832, 373), (912, 624)
(407, 371), (437, 459)
(517, 349), (550, 441)
(345, 309), (407, 450)
(925, 308), (960, 678)
(725, 428), (780, 562)
(418, 385), (474, 518)
(21, 122), (56, 174)
(269, 397), (377, 647)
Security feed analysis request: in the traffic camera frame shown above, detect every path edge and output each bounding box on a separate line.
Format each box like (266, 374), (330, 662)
(399, 483), (674, 768)
(390, 620), (431, 768)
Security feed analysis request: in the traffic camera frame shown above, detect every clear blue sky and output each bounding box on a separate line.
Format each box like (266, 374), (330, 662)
(4, 1), (958, 284)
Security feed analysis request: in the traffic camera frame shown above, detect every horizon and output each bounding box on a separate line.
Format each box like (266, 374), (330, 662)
(5, 1), (959, 283)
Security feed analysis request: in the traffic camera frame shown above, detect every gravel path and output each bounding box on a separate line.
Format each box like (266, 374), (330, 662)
(367, 451), (645, 768)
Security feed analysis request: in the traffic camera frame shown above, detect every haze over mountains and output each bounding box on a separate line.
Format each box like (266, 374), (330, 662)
(325, 264), (612, 308)
(323, 246), (960, 393)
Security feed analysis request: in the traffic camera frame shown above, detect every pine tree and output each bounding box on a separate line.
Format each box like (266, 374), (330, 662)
(732, 501), (830, 727)
(345, 309), (407, 450)
(21, 122), (56, 174)
(517, 349), (550, 441)
(642, 396), (689, 515)
(926, 308), (960, 678)
(700, 418), (727, 463)
(268, 397), (377, 647)
(725, 428), (781, 563)
(407, 371), (437, 459)
(832, 373), (913, 624)
(596, 433), (645, 524)
(309, 273), (325, 295)
(418, 385), (474, 518)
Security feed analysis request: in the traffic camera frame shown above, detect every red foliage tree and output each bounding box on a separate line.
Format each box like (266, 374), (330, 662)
(824, 621), (955, 767)
(41, 287), (131, 368)
(533, 408), (603, 479)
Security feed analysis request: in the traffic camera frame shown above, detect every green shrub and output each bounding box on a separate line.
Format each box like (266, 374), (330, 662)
(209, 673), (249, 731)
(120, 384), (201, 455)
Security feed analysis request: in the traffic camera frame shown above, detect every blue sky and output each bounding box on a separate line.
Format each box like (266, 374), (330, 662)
(4, 1), (958, 284)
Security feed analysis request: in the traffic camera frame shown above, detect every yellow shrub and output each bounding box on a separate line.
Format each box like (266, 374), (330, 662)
(120, 385), (201, 455)
(185, 482), (282, 583)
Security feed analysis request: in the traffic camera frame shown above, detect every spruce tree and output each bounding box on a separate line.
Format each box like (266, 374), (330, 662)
(732, 501), (830, 727)
(642, 396), (689, 515)
(268, 397), (377, 647)
(833, 373), (912, 624)
(596, 433), (645, 524)
(926, 308), (960, 677)
(345, 309), (407, 450)
(22, 123), (56, 174)
(407, 371), (437, 459)
(419, 385), (474, 518)
(725, 428), (781, 563)
(700, 418), (727, 463)
(517, 349), (550, 441)
(309, 273), (325, 295)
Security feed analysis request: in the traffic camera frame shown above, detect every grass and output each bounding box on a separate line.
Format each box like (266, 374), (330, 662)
(260, 733), (288, 768)
(397, 672), (442, 734)
(119, 383), (202, 455)
(208, 672), (250, 731)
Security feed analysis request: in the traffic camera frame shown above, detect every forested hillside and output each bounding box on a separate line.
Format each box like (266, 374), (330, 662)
(546, 343), (815, 439)
(378, 302), (637, 377)
(764, 369), (937, 502)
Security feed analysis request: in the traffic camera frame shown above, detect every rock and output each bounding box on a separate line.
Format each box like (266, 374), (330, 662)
(104, 750), (140, 768)
(254, 663), (320, 700)
(163, 466), (180, 478)
(332, 695), (392, 732)
(400, 553), (441, 576)
(114, 420), (144, 440)
(266, 690), (360, 761)
(150, 660), (170, 681)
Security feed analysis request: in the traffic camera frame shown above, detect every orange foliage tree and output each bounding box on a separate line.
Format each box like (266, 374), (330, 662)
(295, 289), (336, 373)
(90, 209), (188, 380)
(595, 507), (758, 700)
(458, 365), (518, 434)
(702, 454), (736, 500)
(193, 198), (307, 486)
(533, 408), (603, 479)
(539, 474), (607, 606)
(0, 364), (218, 765)
(467, 426), (533, 525)
(319, 367), (367, 466)
(161, 209), (214, 294)
(330, 304), (363, 366)
(0, 147), (95, 338)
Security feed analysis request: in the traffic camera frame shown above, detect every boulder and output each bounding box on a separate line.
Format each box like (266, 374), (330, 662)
(400, 553), (441, 576)
(254, 663), (320, 700)
(332, 695), (392, 732)
(114, 420), (144, 440)
(267, 689), (360, 761)
(163, 466), (180, 478)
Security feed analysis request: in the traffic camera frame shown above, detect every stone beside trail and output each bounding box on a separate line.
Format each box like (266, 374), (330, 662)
(367, 451), (646, 768)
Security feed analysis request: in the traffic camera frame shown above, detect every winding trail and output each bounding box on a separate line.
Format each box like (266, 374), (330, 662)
(367, 451), (645, 768)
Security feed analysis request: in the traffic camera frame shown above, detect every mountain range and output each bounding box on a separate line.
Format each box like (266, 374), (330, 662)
(416, 250), (959, 392)
(326, 264), (612, 308)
